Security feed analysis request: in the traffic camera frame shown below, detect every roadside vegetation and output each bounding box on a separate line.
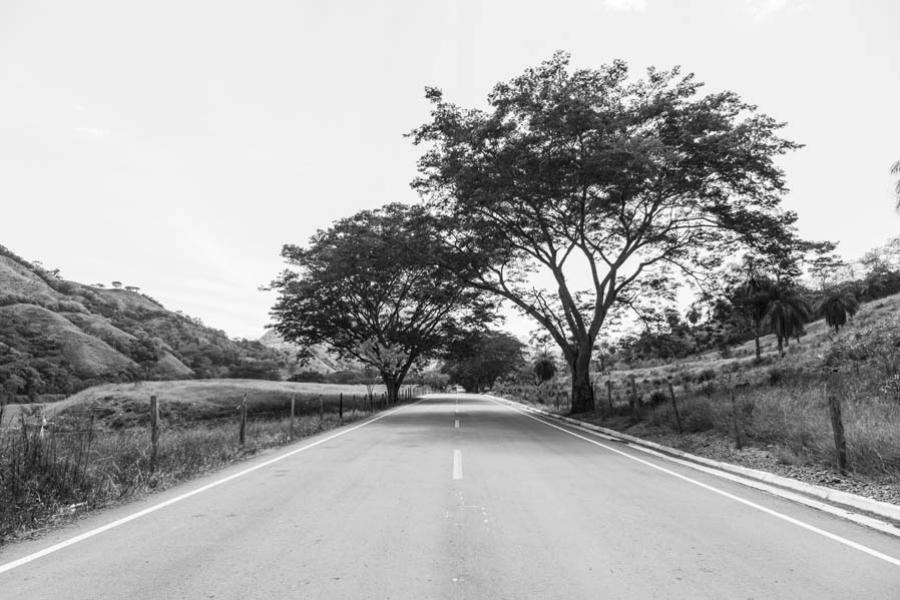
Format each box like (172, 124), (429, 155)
(495, 288), (900, 491)
(0, 380), (414, 544)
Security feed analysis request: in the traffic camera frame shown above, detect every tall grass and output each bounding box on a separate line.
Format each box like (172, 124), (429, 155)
(631, 375), (900, 478)
(0, 400), (380, 544)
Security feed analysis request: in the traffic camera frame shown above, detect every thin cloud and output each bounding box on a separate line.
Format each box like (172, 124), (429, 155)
(603, 0), (648, 12)
(75, 126), (110, 137)
(745, 0), (808, 20)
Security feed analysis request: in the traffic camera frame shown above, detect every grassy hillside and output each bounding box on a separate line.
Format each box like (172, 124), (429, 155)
(501, 291), (900, 483)
(0, 244), (293, 398)
(27, 379), (396, 429)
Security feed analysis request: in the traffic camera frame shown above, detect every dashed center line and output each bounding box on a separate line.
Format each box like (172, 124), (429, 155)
(454, 419), (459, 429)
(452, 449), (463, 480)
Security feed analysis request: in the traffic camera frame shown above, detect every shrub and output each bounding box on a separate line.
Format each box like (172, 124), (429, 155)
(648, 390), (668, 405)
(682, 398), (715, 432)
(695, 368), (716, 383)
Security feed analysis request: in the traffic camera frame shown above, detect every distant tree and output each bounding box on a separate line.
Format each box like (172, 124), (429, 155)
(818, 290), (859, 333)
(111, 281), (122, 289)
(269, 203), (494, 403)
(733, 275), (778, 360)
(892, 160), (900, 207)
(412, 52), (807, 412)
(125, 286), (140, 292)
(92, 283), (105, 288)
(421, 370), (451, 392)
(809, 253), (848, 291)
(533, 351), (557, 385)
(765, 288), (811, 356)
(441, 330), (525, 392)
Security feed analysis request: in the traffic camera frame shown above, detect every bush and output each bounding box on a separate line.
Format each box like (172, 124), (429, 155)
(695, 368), (716, 383)
(682, 398), (715, 432)
(648, 390), (668, 405)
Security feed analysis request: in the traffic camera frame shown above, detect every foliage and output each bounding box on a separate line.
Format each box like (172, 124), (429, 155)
(270, 203), (494, 401)
(411, 52), (805, 411)
(892, 160), (900, 207)
(533, 351), (557, 384)
(817, 291), (859, 333)
(441, 330), (525, 392)
(764, 287), (811, 356)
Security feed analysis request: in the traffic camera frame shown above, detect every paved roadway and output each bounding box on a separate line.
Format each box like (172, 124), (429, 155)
(1, 394), (899, 599)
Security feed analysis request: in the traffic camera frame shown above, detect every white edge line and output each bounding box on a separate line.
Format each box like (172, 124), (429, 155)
(497, 397), (900, 538)
(0, 400), (422, 575)
(493, 398), (900, 568)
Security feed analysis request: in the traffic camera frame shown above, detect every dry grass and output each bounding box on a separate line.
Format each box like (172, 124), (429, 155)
(504, 292), (900, 479)
(0, 378), (415, 544)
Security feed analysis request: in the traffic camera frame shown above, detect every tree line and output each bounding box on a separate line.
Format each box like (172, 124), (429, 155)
(270, 52), (889, 412)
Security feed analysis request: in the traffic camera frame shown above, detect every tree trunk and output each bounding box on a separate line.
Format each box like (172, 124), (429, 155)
(569, 347), (594, 414)
(382, 373), (402, 404)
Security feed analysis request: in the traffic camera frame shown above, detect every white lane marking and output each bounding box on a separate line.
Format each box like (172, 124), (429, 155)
(0, 401), (422, 576)
(453, 449), (463, 480)
(497, 401), (900, 568)
(629, 444), (900, 539)
(454, 419), (460, 429)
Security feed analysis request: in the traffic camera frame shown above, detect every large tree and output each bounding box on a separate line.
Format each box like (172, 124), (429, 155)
(269, 203), (493, 403)
(411, 52), (804, 412)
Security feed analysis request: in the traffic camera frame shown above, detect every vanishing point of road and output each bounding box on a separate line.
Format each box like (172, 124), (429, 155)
(1, 394), (898, 599)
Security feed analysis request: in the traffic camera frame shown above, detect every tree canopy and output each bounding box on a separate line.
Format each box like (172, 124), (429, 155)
(441, 329), (525, 392)
(411, 52), (806, 411)
(269, 203), (494, 401)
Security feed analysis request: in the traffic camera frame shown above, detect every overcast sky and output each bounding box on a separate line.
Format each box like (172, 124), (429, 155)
(1, 0), (897, 339)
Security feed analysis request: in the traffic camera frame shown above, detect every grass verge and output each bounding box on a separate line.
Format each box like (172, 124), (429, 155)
(0, 397), (392, 546)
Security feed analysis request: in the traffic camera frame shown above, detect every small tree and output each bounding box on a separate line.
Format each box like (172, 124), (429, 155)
(818, 291), (859, 333)
(269, 203), (493, 403)
(111, 281), (122, 289)
(892, 160), (900, 208)
(733, 275), (778, 360)
(533, 351), (557, 385)
(765, 289), (811, 356)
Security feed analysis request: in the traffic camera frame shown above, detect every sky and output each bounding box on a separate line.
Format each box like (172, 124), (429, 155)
(1, 0), (898, 340)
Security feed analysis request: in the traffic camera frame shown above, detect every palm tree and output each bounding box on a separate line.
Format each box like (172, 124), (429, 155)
(734, 276), (777, 359)
(817, 290), (859, 333)
(765, 291), (812, 356)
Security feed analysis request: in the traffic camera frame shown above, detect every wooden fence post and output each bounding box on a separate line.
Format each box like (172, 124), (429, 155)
(667, 382), (683, 434)
(629, 377), (640, 420)
(827, 384), (849, 473)
(730, 388), (744, 449)
(606, 380), (613, 415)
(239, 394), (247, 446)
(290, 394), (296, 440)
(319, 394), (324, 423)
(150, 395), (159, 472)
(339, 392), (343, 423)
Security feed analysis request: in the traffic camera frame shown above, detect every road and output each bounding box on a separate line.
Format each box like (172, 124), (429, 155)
(1, 394), (899, 599)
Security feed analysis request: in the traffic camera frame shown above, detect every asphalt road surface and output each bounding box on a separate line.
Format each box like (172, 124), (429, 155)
(2, 394), (899, 599)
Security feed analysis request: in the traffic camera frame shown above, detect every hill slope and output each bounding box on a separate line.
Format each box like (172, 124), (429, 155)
(0, 244), (288, 398)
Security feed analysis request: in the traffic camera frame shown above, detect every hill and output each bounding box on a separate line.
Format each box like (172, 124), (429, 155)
(0, 244), (291, 399)
(257, 330), (354, 373)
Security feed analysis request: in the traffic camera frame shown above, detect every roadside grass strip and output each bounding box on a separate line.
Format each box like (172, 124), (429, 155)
(0, 400), (422, 575)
